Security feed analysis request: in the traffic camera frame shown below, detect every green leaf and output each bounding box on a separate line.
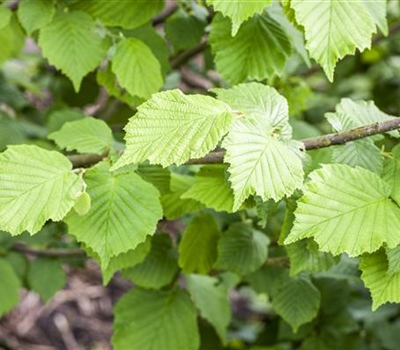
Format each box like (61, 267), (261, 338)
(360, 249), (400, 310)
(268, 3), (311, 67)
(363, 0), (388, 36)
(72, 0), (164, 30)
(122, 234), (178, 289)
(0, 258), (20, 317)
(0, 14), (25, 66)
(73, 191), (91, 216)
(332, 139), (383, 174)
(285, 164), (400, 256)
(18, 0), (55, 35)
(38, 11), (108, 91)
(209, 13), (291, 84)
(326, 98), (400, 138)
(223, 118), (304, 210)
(181, 165), (234, 213)
(112, 89), (234, 169)
(216, 83), (304, 210)
(48, 118), (113, 155)
(113, 288), (199, 350)
(215, 222), (269, 275)
(137, 164), (171, 195)
(46, 108), (85, 133)
(66, 161), (162, 267)
(291, 1), (377, 81)
(382, 144), (400, 205)
(272, 276), (321, 332)
(286, 239), (338, 277)
(165, 9), (206, 51)
(386, 245), (400, 276)
(179, 214), (221, 274)
(101, 238), (151, 285)
(206, 0), (272, 36)
(0, 6), (11, 30)
(111, 38), (163, 100)
(27, 257), (66, 302)
(127, 23), (170, 76)
(212, 82), (293, 140)
(0, 145), (83, 235)
(96, 65), (141, 107)
(186, 274), (231, 345)
(161, 173), (204, 220)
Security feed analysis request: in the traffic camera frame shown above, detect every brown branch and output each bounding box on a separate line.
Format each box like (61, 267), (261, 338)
(170, 41), (208, 69)
(68, 118), (400, 168)
(68, 153), (104, 168)
(302, 118), (400, 150)
(152, 3), (178, 26)
(12, 242), (86, 258)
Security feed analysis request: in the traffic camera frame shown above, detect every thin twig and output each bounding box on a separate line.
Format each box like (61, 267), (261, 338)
(170, 41), (208, 69)
(69, 118), (400, 167)
(12, 242), (86, 258)
(152, 3), (178, 26)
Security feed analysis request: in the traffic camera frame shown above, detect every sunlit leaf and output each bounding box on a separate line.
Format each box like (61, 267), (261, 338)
(0, 145), (83, 235)
(112, 89), (234, 169)
(285, 164), (400, 256)
(66, 161), (162, 267)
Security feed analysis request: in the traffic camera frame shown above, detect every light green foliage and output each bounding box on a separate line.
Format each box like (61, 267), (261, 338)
(181, 165), (234, 212)
(213, 83), (293, 139)
(218, 83), (303, 210)
(18, 0), (55, 35)
(327, 98), (400, 137)
(112, 89), (234, 169)
(73, 191), (91, 216)
(0, 259), (20, 317)
(38, 11), (108, 91)
(386, 245), (400, 276)
(48, 118), (113, 155)
(161, 173), (204, 220)
(27, 258), (66, 302)
(66, 161), (163, 268)
(186, 274), (231, 344)
(0, 145), (83, 235)
(137, 164), (171, 195)
(179, 214), (221, 274)
(101, 239), (151, 285)
(128, 23), (170, 76)
(210, 13), (291, 84)
(332, 139), (383, 174)
(0, 6), (11, 30)
(207, 0), (272, 36)
(272, 276), (321, 332)
(0, 14), (24, 66)
(290, 0), (377, 81)
(46, 109), (85, 133)
(286, 240), (337, 277)
(382, 144), (400, 205)
(215, 222), (269, 275)
(285, 164), (400, 256)
(72, 0), (164, 30)
(360, 249), (400, 310)
(111, 38), (163, 99)
(113, 288), (199, 350)
(165, 9), (206, 51)
(363, 0), (388, 35)
(96, 65), (141, 107)
(123, 234), (178, 289)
